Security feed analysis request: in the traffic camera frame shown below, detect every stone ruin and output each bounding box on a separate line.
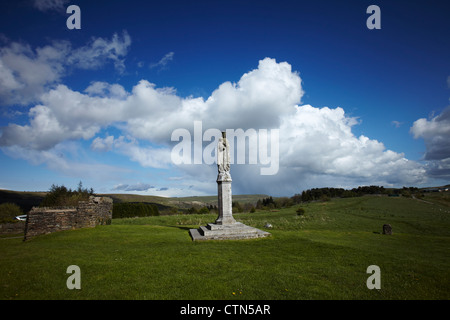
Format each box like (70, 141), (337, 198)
(23, 196), (113, 240)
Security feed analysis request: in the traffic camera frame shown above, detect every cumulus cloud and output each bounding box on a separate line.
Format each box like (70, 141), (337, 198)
(84, 82), (128, 99)
(0, 41), (68, 105)
(410, 106), (450, 178)
(90, 135), (172, 168)
(410, 106), (450, 161)
(0, 142), (128, 180)
(279, 105), (424, 181)
(0, 57), (430, 195)
(0, 31), (131, 106)
(1, 58), (300, 149)
(67, 32), (131, 73)
(91, 135), (115, 152)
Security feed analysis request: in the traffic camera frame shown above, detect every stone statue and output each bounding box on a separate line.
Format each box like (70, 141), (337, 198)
(217, 132), (231, 181)
(188, 130), (271, 239)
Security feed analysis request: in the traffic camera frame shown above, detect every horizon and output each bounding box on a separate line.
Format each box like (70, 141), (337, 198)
(2, 183), (449, 200)
(1, 0), (449, 197)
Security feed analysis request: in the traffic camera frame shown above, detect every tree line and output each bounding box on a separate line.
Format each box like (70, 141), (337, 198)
(292, 185), (420, 204)
(184, 185), (420, 214)
(112, 202), (159, 218)
(254, 185), (422, 211)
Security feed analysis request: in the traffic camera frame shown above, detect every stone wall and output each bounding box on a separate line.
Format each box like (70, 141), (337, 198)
(0, 221), (25, 235)
(23, 196), (113, 240)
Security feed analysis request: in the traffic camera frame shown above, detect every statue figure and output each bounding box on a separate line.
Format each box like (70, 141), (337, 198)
(217, 132), (231, 181)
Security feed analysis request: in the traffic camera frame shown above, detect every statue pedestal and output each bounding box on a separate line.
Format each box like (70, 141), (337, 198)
(215, 176), (235, 225)
(189, 173), (270, 241)
(189, 222), (271, 241)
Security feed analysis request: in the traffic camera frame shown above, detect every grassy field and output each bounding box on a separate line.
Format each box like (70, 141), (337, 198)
(1, 195), (449, 300)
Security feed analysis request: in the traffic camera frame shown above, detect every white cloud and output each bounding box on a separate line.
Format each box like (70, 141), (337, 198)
(391, 120), (402, 128)
(67, 31), (131, 73)
(0, 142), (129, 181)
(90, 135), (172, 168)
(33, 0), (68, 12)
(410, 106), (450, 178)
(150, 52), (174, 69)
(112, 183), (155, 192)
(279, 105), (411, 178)
(0, 41), (69, 105)
(112, 136), (172, 169)
(84, 81), (128, 99)
(0, 32), (131, 106)
(0, 84), (126, 149)
(1, 58), (302, 149)
(0, 57), (430, 195)
(91, 135), (115, 152)
(410, 106), (450, 161)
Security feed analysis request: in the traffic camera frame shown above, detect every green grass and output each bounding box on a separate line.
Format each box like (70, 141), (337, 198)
(1, 195), (449, 300)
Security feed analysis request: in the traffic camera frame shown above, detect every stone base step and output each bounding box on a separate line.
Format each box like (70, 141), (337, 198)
(189, 222), (271, 241)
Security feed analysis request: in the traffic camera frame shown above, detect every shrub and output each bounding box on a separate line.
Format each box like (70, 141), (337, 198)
(186, 207), (198, 215)
(197, 207), (210, 215)
(0, 203), (23, 223)
(296, 208), (305, 216)
(40, 182), (94, 207)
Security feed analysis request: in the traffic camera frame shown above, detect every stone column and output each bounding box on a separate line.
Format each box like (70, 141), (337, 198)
(216, 177), (236, 225)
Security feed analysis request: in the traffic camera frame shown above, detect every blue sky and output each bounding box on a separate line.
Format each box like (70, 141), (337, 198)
(0, 0), (449, 197)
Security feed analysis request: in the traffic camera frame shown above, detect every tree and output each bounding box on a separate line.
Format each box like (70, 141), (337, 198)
(198, 207), (210, 214)
(40, 182), (94, 207)
(232, 201), (243, 213)
(256, 199), (263, 210)
(0, 203), (23, 223)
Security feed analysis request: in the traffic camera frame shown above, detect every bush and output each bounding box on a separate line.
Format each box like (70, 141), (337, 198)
(0, 203), (23, 223)
(197, 207), (210, 215)
(296, 208), (305, 216)
(186, 207), (198, 214)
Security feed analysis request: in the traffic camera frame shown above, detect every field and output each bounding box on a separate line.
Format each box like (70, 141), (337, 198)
(1, 194), (449, 300)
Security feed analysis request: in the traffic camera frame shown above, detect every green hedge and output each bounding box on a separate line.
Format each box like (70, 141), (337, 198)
(112, 202), (159, 219)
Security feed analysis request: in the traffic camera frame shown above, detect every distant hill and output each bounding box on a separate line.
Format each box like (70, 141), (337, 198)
(0, 190), (46, 213)
(167, 194), (269, 209)
(104, 193), (269, 210)
(0, 190), (269, 213)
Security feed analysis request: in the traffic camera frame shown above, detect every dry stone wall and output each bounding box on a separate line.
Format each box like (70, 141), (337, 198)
(24, 196), (112, 240)
(0, 221), (25, 235)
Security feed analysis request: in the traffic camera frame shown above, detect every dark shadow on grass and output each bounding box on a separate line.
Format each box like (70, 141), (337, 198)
(167, 225), (193, 231)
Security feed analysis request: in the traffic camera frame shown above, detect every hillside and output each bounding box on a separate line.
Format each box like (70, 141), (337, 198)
(1, 194), (449, 300)
(0, 189), (269, 213)
(0, 190), (46, 213)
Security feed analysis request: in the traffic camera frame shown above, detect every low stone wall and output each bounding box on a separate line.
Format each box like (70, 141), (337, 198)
(0, 221), (25, 235)
(24, 196), (112, 240)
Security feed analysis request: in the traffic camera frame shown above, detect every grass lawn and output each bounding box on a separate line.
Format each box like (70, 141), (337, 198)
(1, 195), (449, 300)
